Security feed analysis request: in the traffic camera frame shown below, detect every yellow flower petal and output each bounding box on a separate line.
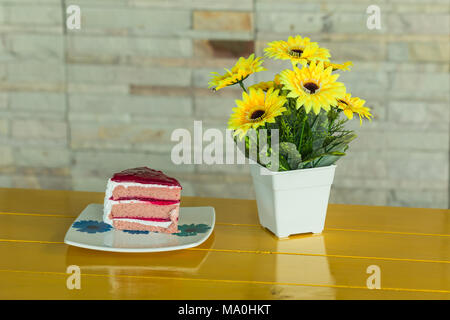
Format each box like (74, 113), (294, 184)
(228, 88), (287, 140)
(208, 54), (267, 91)
(280, 61), (346, 114)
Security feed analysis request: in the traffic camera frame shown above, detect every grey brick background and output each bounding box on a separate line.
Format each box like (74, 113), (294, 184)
(0, 0), (448, 208)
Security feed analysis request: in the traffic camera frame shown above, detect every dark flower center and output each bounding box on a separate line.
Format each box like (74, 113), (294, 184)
(249, 110), (265, 121)
(289, 48), (303, 57)
(303, 82), (319, 94)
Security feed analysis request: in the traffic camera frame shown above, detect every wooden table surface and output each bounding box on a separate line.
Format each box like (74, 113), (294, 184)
(0, 187), (449, 300)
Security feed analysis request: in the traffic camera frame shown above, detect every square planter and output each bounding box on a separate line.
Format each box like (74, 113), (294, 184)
(250, 163), (336, 238)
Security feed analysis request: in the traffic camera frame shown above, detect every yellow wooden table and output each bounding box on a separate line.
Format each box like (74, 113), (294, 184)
(0, 187), (449, 299)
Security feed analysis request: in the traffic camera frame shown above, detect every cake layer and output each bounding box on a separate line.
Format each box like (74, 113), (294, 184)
(113, 220), (179, 233)
(111, 185), (180, 201)
(109, 202), (179, 220)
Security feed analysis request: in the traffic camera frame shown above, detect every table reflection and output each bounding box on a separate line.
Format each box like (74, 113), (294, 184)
(65, 233), (215, 296)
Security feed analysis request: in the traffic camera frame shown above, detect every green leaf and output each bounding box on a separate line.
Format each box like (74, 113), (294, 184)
(279, 142), (302, 170)
(325, 133), (357, 153)
(314, 152), (346, 167)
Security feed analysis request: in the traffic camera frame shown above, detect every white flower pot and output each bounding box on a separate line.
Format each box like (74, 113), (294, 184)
(250, 163), (336, 238)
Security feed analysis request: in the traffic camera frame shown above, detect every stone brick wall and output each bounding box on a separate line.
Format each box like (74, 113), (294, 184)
(0, 0), (448, 208)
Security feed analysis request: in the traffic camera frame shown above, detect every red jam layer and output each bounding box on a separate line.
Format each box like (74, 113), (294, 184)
(111, 167), (181, 187)
(109, 196), (180, 205)
(112, 217), (173, 222)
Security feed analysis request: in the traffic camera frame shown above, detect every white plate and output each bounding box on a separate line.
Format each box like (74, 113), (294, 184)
(64, 204), (215, 253)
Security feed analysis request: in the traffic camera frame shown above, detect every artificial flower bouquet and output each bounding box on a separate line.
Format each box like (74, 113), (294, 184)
(208, 35), (372, 171)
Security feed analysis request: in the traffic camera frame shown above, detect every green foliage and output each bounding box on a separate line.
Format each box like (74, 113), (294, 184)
(250, 102), (357, 171)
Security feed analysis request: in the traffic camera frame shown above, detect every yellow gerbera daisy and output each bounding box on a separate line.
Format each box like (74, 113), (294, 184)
(208, 54), (266, 91)
(279, 61), (346, 114)
(248, 73), (284, 92)
(323, 61), (353, 71)
(264, 35), (330, 67)
(273, 74), (282, 87)
(228, 88), (287, 139)
(337, 93), (372, 125)
(248, 81), (275, 92)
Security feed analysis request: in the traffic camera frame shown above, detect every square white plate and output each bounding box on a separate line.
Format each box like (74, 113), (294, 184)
(64, 204), (215, 252)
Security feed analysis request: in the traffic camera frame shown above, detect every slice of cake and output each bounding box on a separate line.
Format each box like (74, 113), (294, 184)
(103, 167), (182, 233)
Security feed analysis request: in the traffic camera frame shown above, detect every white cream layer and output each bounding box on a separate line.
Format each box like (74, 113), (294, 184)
(112, 218), (173, 228)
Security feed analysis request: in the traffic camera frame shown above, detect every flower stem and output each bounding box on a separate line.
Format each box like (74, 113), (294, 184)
(239, 81), (247, 93)
(298, 116), (307, 153)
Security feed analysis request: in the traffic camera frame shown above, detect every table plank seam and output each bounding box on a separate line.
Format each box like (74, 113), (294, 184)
(0, 268), (449, 295)
(1, 238), (449, 264)
(1, 212), (449, 238)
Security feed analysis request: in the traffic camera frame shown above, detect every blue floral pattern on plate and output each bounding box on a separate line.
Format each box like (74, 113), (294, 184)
(73, 220), (210, 237)
(72, 220), (112, 234)
(175, 223), (211, 237)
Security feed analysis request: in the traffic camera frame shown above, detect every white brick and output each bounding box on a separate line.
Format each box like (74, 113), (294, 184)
(8, 34), (64, 61)
(388, 43), (409, 61)
(78, 8), (191, 36)
(7, 62), (65, 82)
(339, 71), (389, 98)
(0, 146), (13, 166)
(7, 5), (62, 25)
(129, 0), (253, 11)
(327, 12), (388, 34)
(335, 151), (388, 179)
(14, 147), (71, 167)
(330, 187), (388, 206)
(73, 151), (195, 177)
(390, 72), (449, 100)
(11, 119), (67, 142)
(389, 190), (448, 209)
(322, 41), (387, 61)
(0, 117), (8, 137)
(388, 101), (449, 124)
(68, 65), (191, 86)
(256, 12), (323, 33)
(70, 120), (195, 153)
(68, 94), (192, 118)
(67, 36), (192, 58)
(386, 151), (448, 182)
(0, 93), (7, 109)
(386, 132), (448, 151)
(9, 92), (65, 113)
(388, 13), (450, 34)
(0, 175), (12, 188)
(195, 96), (236, 119)
(256, 1), (319, 12)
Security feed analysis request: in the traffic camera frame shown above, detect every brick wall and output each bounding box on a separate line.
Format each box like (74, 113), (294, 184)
(0, 0), (448, 208)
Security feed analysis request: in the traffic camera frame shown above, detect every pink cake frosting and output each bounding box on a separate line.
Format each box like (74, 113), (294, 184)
(111, 167), (182, 187)
(103, 167), (181, 234)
